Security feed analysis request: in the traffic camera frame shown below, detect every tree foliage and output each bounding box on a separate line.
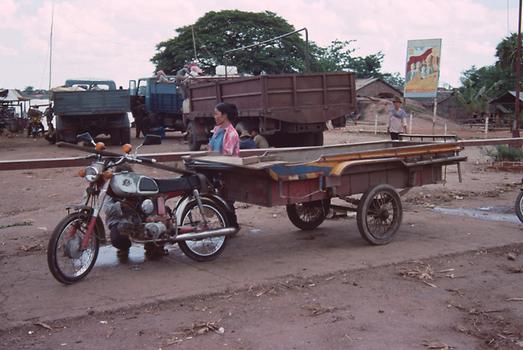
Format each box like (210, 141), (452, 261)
(458, 33), (523, 115)
(151, 10), (402, 82)
(152, 10), (306, 75)
(382, 72), (405, 91)
(457, 65), (508, 115)
(495, 33), (522, 70)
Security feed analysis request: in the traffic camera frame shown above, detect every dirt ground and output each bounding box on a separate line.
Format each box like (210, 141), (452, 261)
(0, 127), (522, 349)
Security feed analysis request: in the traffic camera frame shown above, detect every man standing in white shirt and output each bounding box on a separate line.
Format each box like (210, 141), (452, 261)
(387, 96), (408, 140)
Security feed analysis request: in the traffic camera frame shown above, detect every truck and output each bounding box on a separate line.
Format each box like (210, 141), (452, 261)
(52, 79), (131, 145)
(129, 76), (186, 135)
(184, 72), (356, 150)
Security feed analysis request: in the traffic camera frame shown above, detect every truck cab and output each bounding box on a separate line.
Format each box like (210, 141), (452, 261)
(129, 77), (185, 134)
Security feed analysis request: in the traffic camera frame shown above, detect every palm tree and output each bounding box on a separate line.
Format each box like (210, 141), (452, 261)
(496, 33), (521, 70)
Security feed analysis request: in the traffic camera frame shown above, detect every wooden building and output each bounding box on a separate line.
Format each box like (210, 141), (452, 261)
(488, 91), (522, 127)
(417, 90), (468, 122)
(355, 78), (403, 98)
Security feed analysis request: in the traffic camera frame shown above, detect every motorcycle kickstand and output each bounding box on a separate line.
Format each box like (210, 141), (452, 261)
(192, 189), (208, 226)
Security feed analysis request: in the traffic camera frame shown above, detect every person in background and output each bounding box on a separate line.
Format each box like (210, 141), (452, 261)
(208, 102), (241, 230)
(387, 96), (408, 140)
(239, 129), (257, 149)
(132, 96), (147, 138)
(250, 128), (269, 148)
(209, 102), (240, 156)
(44, 103), (54, 131)
(43, 103), (55, 143)
(156, 70), (172, 83)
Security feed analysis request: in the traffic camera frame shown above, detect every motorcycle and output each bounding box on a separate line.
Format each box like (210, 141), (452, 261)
(516, 182), (523, 223)
(47, 133), (237, 284)
(27, 108), (45, 138)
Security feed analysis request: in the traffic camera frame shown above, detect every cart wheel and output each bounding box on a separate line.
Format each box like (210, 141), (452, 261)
(357, 184), (402, 245)
(286, 200), (329, 231)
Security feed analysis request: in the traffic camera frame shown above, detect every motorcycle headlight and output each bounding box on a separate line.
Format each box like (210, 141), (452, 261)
(141, 199), (155, 215)
(84, 163), (104, 182)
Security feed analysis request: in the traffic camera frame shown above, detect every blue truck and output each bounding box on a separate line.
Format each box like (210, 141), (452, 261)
(129, 76), (186, 138)
(52, 79), (131, 145)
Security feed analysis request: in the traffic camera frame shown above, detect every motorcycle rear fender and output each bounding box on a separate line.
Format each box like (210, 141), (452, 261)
(174, 194), (235, 225)
(65, 204), (107, 244)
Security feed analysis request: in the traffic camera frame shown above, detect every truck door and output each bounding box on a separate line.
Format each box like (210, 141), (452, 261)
(129, 80), (137, 96)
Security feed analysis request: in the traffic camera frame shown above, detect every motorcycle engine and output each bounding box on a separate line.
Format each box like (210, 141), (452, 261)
(144, 222), (167, 240)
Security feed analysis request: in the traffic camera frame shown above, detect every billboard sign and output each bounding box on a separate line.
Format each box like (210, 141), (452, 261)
(404, 38), (442, 98)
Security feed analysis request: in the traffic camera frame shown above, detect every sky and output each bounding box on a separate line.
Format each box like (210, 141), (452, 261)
(0, 0), (519, 90)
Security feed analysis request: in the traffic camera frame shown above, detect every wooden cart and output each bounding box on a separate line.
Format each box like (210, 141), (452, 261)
(185, 140), (466, 245)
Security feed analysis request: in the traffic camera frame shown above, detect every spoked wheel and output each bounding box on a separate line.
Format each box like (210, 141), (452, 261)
(47, 213), (100, 284)
(178, 198), (229, 262)
(515, 191), (523, 223)
(357, 184), (402, 245)
(286, 200), (329, 230)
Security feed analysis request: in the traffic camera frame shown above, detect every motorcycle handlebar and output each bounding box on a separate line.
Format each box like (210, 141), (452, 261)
(57, 142), (196, 175)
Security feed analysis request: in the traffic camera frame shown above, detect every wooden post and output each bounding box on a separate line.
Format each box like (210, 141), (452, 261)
(409, 113), (413, 134)
(513, 0), (522, 138)
(432, 97), (438, 135)
(485, 116), (489, 137)
(444, 122), (447, 136)
(374, 114), (378, 134)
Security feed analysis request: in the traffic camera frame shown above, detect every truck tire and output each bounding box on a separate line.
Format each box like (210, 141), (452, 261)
(314, 132), (324, 146)
(120, 127), (131, 144)
(296, 132), (324, 147)
(110, 129), (122, 146)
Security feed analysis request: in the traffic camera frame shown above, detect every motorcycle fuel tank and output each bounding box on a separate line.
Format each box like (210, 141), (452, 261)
(110, 172), (159, 197)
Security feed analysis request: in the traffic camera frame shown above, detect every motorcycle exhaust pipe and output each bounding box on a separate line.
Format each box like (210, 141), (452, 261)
(174, 227), (237, 242)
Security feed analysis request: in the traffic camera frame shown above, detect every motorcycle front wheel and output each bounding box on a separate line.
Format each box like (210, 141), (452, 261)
(178, 198), (229, 262)
(47, 212), (100, 284)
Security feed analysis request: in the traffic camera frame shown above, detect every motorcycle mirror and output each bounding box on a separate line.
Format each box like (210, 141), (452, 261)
(142, 134), (161, 145)
(77, 132), (96, 146)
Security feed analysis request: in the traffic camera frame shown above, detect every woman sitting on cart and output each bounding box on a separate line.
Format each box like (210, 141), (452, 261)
(209, 102), (240, 156)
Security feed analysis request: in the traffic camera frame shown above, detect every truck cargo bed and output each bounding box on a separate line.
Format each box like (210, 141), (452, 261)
(188, 72), (356, 123)
(53, 90), (130, 116)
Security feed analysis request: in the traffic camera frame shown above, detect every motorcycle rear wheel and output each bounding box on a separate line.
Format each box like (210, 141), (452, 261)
(47, 212), (100, 284)
(178, 198), (229, 262)
(515, 191), (523, 223)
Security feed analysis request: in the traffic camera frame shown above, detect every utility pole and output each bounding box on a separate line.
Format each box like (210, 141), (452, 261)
(48, 2), (55, 92)
(513, 0), (522, 138)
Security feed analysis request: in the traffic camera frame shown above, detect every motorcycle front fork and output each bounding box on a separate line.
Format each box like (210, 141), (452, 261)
(81, 181), (110, 249)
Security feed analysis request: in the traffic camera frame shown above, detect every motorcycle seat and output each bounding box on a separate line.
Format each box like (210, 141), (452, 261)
(155, 175), (201, 193)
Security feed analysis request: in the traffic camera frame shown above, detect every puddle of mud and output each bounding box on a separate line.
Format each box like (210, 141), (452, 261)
(433, 206), (521, 224)
(95, 244), (182, 267)
(95, 246), (145, 267)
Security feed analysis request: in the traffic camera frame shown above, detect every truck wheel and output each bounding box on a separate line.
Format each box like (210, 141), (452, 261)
(120, 128), (131, 144)
(186, 121), (202, 151)
(314, 132), (324, 146)
(110, 129), (122, 146)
